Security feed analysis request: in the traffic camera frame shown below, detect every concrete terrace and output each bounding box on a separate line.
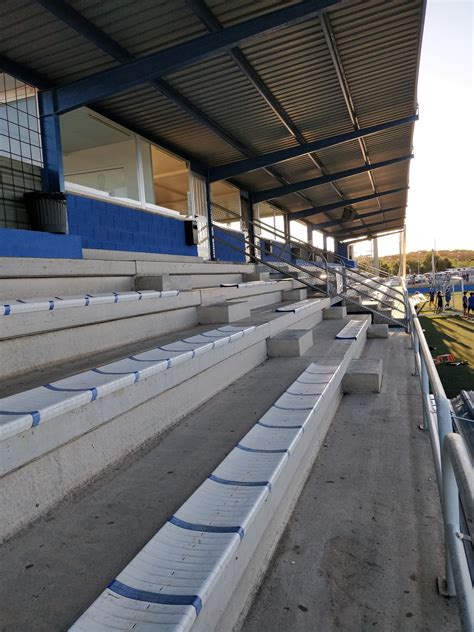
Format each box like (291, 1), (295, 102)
(0, 327), (459, 631)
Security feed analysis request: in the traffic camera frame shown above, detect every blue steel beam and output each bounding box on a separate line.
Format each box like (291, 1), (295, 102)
(208, 115), (418, 181)
(333, 217), (404, 238)
(0, 54), (50, 90)
(342, 228), (404, 244)
(184, 0), (355, 213)
(315, 205), (405, 229)
(185, 0), (307, 142)
(35, 0), (319, 217)
(253, 154), (413, 203)
(292, 187), (408, 220)
(50, 0), (347, 114)
(35, 0), (255, 157)
(319, 12), (381, 208)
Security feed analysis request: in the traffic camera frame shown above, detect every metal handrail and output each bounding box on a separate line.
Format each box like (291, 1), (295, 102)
(213, 229), (407, 329)
(212, 206), (406, 304)
(407, 297), (474, 630)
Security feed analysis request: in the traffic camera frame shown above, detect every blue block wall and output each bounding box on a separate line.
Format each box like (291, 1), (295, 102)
(214, 225), (246, 262)
(260, 238), (294, 263)
(336, 242), (349, 259)
(0, 227), (83, 259)
(67, 194), (198, 257)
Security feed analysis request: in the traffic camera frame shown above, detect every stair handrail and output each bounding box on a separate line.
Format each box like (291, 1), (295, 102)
(211, 206), (406, 324)
(213, 227), (408, 330)
(212, 202), (393, 288)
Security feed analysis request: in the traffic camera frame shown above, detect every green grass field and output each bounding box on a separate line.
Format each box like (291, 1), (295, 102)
(418, 295), (474, 398)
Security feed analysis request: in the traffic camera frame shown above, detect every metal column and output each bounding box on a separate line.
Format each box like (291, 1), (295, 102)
(402, 227), (407, 279)
(283, 213), (291, 243)
(205, 178), (216, 261)
(306, 223), (313, 246)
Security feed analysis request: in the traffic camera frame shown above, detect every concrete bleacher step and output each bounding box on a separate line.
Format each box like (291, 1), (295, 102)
(0, 256), (258, 300)
(0, 278), (295, 380)
(0, 295), (333, 541)
(0, 290), (201, 380)
(0, 312), (370, 631)
(68, 316), (370, 631)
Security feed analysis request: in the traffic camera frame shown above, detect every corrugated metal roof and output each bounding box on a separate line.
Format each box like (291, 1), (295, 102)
(0, 0), (425, 238)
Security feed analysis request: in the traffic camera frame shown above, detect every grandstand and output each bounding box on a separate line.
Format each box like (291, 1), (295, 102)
(0, 1), (472, 630)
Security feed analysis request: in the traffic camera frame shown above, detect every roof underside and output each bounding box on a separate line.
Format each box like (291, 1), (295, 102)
(0, 0), (425, 239)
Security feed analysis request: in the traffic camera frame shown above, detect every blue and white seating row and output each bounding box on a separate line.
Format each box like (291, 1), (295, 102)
(335, 319), (368, 340)
(220, 280), (279, 289)
(0, 324), (256, 450)
(0, 290), (179, 317)
(70, 360), (347, 632)
(275, 298), (321, 314)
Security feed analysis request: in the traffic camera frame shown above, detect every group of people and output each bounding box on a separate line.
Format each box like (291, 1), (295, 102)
(429, 288), (451, 313)
(428, 288), (474, 318)
(462, 291), (474, 319)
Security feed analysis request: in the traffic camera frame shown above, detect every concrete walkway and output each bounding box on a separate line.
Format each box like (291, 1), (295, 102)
(241, 333), (460, 632)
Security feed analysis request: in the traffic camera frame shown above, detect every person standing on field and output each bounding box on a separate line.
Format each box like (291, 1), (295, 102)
(436, 291), (443, 314)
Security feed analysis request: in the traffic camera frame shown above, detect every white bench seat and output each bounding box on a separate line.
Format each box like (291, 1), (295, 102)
(1, 290), (179, 316)
(335, 319), (367, 340)
(275, 298), (320, 313)
(0, 325), (255, 444)
(70, 360), (345, 631)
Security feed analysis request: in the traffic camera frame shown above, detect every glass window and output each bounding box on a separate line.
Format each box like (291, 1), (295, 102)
(149, 145), (189, 214)
(211, 181), (241, 226)
(61, 108), (140, 201)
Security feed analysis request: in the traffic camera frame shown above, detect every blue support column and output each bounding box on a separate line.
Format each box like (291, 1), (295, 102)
(38, 91), (64, 193)
(205, 177), (216, 261)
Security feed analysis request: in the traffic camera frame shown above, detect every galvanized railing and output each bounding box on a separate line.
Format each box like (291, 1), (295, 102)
(407, 293), (474, 631)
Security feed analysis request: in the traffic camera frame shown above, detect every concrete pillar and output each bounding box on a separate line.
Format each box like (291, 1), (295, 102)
(373, 237), (379, 269)
(398, 230), (406, 277)
(306, 223), (313, 246)
(323, 234), (328, 252)
(401, 227), (407, 278)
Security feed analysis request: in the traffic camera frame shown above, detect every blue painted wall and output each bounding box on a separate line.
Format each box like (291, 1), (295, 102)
(67, 194), (198, 256)
(214, 226), (246, 262)
(0, 227), (83, 259)
(260, 238), (293, 263)
(336, 242), (348, 259)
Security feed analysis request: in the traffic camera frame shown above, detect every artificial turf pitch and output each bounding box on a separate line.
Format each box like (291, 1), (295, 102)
(417, 296), (474, 398)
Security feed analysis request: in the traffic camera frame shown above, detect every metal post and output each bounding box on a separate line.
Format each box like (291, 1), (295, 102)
(440, 439), (457, 597)
(205, 178), (216, 261)
(420, 356), (429, 430)
(402, 227), (407, 279)
(306, 223), (313, 246)
(283, 212), (290, 243)
(247, 194), (256, 263)
(323, 234), (328, 253)
(412, 327), (420, 376)
(38, 91), (64, 193)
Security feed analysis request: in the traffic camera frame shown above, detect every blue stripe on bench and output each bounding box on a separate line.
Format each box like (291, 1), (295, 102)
(108, 579), (202, 614)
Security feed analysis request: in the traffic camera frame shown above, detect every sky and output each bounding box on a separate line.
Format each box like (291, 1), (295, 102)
(353, 0), (473, 258)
